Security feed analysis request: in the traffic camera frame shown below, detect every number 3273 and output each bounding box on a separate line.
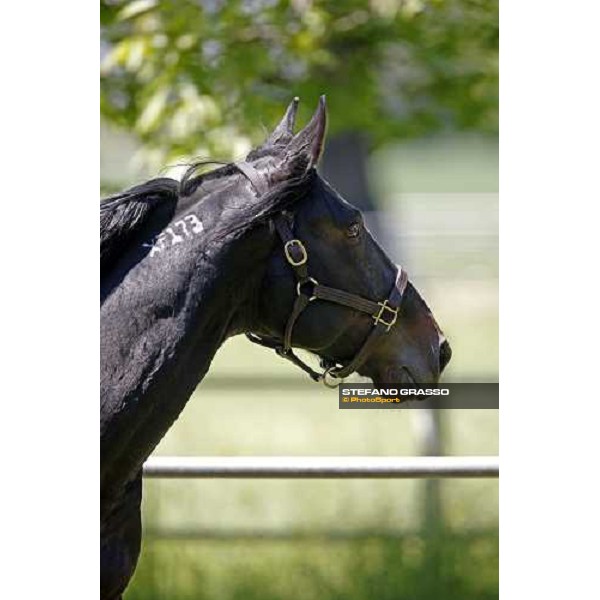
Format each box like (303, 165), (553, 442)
(144, 214), (204, 257)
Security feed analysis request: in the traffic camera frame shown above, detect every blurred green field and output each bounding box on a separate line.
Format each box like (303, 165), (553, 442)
(128, 533), (498, 600)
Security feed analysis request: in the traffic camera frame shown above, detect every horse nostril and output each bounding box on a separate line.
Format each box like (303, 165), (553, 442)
(439, 339), (452, 373)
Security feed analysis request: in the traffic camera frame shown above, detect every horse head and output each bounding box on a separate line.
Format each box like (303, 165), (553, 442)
(245, 97), (451, 386)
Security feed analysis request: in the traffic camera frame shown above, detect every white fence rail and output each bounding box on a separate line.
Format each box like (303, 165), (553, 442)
(143, 456), (499, 479)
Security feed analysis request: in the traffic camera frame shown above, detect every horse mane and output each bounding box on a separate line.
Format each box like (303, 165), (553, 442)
(100, 178), (179, 274)
(100, 160), (315, 275)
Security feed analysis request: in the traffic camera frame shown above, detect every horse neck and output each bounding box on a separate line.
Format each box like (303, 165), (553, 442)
(100, 218), (273, 496)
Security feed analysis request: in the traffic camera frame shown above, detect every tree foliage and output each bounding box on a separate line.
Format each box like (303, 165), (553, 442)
(101, 0), (498, 163)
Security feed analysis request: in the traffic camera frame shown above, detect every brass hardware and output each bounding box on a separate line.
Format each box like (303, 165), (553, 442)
(284, 239), (308, 266)
(373, 300), (398, 332)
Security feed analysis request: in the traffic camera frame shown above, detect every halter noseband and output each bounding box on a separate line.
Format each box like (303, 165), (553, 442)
(237, 162), (409, 387)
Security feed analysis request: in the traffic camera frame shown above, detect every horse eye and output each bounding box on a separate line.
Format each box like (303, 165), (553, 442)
(346, 222), (361, 238)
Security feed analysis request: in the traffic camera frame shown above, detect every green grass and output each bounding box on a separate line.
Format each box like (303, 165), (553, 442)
(127, 532), (498, 600)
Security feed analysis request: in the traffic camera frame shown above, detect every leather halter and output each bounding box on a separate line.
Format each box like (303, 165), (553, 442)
(236, 162), (409, 387)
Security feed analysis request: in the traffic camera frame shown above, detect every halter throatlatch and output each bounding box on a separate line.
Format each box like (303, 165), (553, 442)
(237, 161), (409, 387)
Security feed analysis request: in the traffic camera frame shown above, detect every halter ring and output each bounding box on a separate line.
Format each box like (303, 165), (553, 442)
(322, 366), (343, 388)
(296, 277), (318, 301)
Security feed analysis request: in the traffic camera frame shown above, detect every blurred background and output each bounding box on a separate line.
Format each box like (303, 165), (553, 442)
(101, 1), (498, 598)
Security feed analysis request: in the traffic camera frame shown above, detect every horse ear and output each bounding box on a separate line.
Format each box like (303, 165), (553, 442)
(265, 97), (299, 146)
(284, 95), (327, 174)
(246, 98), (299, 161)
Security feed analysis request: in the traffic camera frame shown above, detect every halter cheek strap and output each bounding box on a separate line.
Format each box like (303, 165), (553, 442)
(236, 161), (409, 386)
(235, 161), (270, 196)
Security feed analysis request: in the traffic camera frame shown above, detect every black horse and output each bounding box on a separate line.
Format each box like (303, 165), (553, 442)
(100, 97), (451, 599)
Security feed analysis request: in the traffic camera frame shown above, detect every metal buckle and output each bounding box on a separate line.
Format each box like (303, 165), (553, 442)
(373, 300), (398, 332)
(296, 277), (318, 301)
(284, 239), (308, 266)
